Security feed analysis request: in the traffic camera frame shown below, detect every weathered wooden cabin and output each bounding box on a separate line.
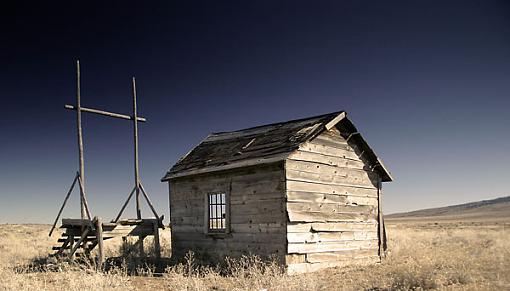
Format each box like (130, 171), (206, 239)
(161, 111), (392, 273)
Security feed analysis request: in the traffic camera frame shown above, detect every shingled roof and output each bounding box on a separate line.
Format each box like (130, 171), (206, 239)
(162, 111), (392, 182)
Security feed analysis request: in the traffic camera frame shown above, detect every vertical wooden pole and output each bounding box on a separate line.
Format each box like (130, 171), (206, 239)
(76, 60), (86, 220)
(153, 221), (161, 259)
(96, 217), (104, 268)
(132, 77), (141, 220)
(132, 77), (144, 255)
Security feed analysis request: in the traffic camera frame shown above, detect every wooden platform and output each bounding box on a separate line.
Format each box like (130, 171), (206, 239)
(52, 216), (164, 266)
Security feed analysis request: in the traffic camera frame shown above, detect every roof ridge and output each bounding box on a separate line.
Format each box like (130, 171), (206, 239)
(210, 110), (344, 136)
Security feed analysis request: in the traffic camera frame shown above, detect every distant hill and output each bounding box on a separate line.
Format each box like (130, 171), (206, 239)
(386, 196), (510, 222)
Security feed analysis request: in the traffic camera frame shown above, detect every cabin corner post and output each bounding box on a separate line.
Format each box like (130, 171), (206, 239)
(377, 177), (386, 259)
(168, 182), (172, 228)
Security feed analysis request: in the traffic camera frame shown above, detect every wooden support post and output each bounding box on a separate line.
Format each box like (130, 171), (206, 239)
(68, 229), (75, 261)
(139, 236), (145, 257)
(68, 227), (91, 259)
(153, 221), (161, 259)
(96, 217), (104, 268)
(55, 236), (71, 257)
(76, 60), (86, 220)
(77, 175), (92, 220)
(132, 77), (141, 221)
(377, 178), (385, 259)
(139, 183), (161, 223)
(49, 173), (79, 236)
(132, 78), (144, 256)
(113, 186), (136, 223)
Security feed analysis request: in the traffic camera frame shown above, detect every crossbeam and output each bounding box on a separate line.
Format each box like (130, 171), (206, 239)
(64, 104), (147, 122)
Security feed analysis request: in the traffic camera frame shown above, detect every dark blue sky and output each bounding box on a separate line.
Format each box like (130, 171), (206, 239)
(1, 1), (509, 223)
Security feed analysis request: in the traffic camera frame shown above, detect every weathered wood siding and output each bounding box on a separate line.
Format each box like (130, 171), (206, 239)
(285, 127), (382, 273)
(169, 163), (287, 263)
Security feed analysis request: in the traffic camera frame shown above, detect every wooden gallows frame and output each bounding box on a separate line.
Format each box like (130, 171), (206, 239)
(49, 60), (161, 237)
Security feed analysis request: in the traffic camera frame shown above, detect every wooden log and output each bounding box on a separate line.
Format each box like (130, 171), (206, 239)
(49, 173), (79, 236)
(113, 186), (136, 223)
(65, 104), (147, 122)
(140, 183), (161, 221)
(77, 176), (92, 219)
(75, 60), (85, 220)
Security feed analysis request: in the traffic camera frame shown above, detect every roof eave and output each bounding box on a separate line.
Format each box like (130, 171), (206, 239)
(161, 153), (289, 181)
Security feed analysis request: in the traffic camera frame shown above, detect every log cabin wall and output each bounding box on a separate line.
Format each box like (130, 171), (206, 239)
(285, 127), (382, 273)
(169, 162), (287, 263)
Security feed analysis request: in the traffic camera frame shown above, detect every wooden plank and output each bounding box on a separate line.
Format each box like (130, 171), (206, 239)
(287, 231), (356, 243)
(298, 141), (360, 161)
(286, 160), (379, 188)
(287, 201), (375, 214)
(164, 156), (287, 180)
(231, 223), (286, 234)
(287, 256), (379, 274)
(61, 218), (95, 227)
(312, 222), (376, 232)
(306, 249), (379, 263)
(287, 169), (374, 188)
(287, 231), (377, 243)
(171, 163), (283, 184)
(287, 222), (377, 233)
(172, 222), (285, 234)
(324, 112), (346, 130)
(171, 179), (284, 202)
(230, 212), (285, 224)
(287, 239), (378, 254)
(286, 180), (378, 197)
(288, 210), (377, 223)
(286, 191), (378, 206)
(171, 197), (284, 218)
(288, 150), (366, 170)
(286, 254), (306, 264)
(173, 231), (285, 244)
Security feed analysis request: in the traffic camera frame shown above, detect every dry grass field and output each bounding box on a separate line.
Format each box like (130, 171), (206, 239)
(0, 221), (508, 290)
